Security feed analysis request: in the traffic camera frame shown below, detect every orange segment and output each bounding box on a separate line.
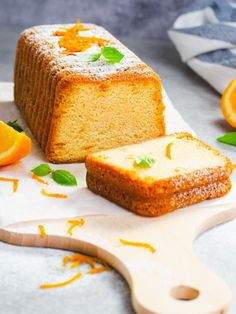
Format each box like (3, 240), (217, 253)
(221, 79), (236, 128)
(0, 121), (32, 166)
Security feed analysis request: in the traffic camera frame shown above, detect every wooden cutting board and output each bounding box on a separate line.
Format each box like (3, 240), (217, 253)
(0, 82), (235, 314)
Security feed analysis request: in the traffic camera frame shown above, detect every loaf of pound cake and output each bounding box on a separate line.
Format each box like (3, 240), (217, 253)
(86, 133), (233, 217)
(14, 20), (165, 163)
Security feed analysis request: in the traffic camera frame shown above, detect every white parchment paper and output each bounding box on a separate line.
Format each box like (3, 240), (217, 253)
(0, 82), (234, 226)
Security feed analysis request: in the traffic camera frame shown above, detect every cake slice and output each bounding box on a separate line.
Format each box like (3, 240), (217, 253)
(86, 133), (233, 217)
(14, 21), (165, 163)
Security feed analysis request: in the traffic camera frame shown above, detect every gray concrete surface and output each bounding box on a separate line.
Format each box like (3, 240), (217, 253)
(0, 27), (235, 314)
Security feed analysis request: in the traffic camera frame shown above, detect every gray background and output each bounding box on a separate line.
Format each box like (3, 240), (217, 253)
(0, 1), (236, 314)
(0, 0), (194, 40)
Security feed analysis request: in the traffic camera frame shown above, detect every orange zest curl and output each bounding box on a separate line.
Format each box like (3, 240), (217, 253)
(40, 252), (110, 289)
(166, 143), (174, 160)
(67, 219), (85, 236)
(119, 238), (156, 253)
(41, 188), (68, 199)
(59, 34), (109, 53)
(87, 265), (111, 275)
(53, 19), (90, 36)
(70, 260), (81, 269)
(63, 253), (110, 274)
(63, 253), (95, 268)
(53, 19), (109, 53)
(0, 176), (19, 192)
(40, 272), (82, 289)
(32, 174), (49, 185)
(38, 224), (46, 238)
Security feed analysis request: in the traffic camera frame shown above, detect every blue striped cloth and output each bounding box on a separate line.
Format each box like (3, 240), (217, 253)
(168, 0), (236, 94)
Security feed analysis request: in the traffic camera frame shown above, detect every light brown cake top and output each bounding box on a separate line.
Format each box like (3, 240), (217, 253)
(21, 23), (155, 80)
(87, 133), (232, 182)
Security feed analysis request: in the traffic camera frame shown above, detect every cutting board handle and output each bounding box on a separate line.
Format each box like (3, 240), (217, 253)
(129, 243), (231, 314)
(0, 214), (232, 314)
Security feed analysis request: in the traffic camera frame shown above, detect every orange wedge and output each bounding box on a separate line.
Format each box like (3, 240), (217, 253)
(221, 79), (236, 128)
(0, 120), (32, 166)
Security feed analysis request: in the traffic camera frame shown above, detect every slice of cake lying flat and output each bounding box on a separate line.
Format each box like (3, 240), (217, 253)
(86, 133), (233, 217)
(14, 20), (165, 163)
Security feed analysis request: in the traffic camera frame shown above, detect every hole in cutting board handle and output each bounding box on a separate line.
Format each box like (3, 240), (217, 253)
(170, 285), (199, 301)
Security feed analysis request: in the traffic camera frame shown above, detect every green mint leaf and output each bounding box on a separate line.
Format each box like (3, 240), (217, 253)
(134, 154), (156, 168)
(7, 120), (23, 133)
(101, 46), (124, 64)
(217, 132), (236, 146)
(88, 53), (101, 62)
(31, 164), (52, 177)
(52, 170), (77, 186)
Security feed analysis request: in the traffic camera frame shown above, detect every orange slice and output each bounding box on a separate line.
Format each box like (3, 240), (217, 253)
(221, 79), (236, 128)
(0, 121), (32, 166)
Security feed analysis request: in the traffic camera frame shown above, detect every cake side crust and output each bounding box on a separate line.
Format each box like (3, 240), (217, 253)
(86, 174), (232, 217)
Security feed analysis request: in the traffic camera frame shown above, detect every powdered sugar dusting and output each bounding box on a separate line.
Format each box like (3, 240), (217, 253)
(21, 23), (153, 79)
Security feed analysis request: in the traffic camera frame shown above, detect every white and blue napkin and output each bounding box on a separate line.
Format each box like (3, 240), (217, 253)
(168, 0), (236, 94)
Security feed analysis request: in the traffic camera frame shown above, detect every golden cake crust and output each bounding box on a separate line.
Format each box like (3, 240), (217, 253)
(86, 175), (232, 217)
(14, 23), (165, 163)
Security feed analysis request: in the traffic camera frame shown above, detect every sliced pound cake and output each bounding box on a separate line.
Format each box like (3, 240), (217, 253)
(14, 20), (165, 163)
(86, 133), (233, 217)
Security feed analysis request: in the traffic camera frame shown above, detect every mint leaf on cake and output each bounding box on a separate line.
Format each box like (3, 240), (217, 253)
(134, 154), (156, 168)
(88, 46), (124, 64)
(100, 46), (124, 64)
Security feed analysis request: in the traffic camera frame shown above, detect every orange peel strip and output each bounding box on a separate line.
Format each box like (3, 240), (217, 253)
(40, 272), (82, 289)
(67, 219), (85, 236)
(53, 19), (108, 53)
(165, 143), (174, 160)
(70, 260), (81, 269)
(0, 176), (19, 192)
(87, 265), (111, 275)
(119, 238), (156, 253)
(38, 224), (46, 238)
(32, 174), (49, 185)
(63, 253), (95, 268)
(41, 188), (67, 199)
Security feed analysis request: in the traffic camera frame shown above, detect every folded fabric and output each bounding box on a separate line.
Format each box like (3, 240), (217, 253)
(168, 0), (236, 94)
